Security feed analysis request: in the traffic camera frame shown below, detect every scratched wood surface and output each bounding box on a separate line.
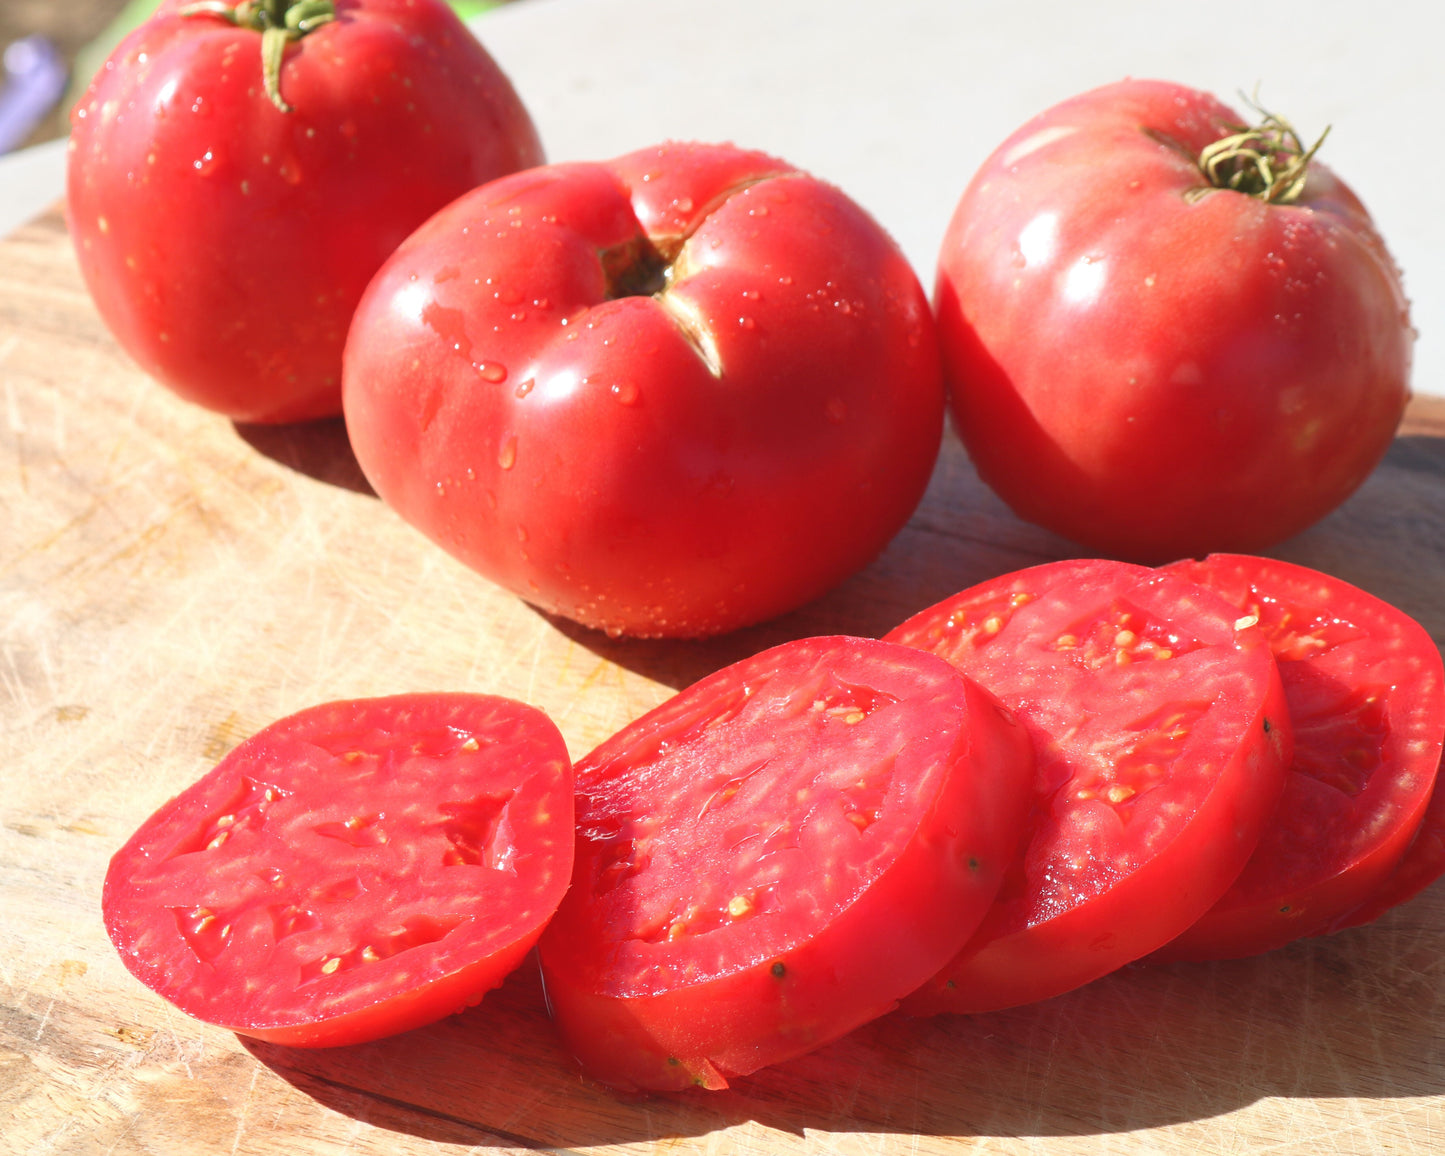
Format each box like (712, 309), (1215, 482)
(2, 203), (1444, 1155)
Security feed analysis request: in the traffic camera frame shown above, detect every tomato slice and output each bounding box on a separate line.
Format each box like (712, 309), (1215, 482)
(1150, 555), (1445, 960)
(1330, 750), (1445, 931)
(103, 694), (574, 1047)
(885, 559), (1291, 1014)
(536, 636), (1034, 1091)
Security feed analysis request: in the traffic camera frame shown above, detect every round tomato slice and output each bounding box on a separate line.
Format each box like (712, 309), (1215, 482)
(1151, 555), (1445, 960)
(536, 636), (1034, 1091)
(103, 694), (573, 1047)
(1330, 750), (1445, 931)
(885, 559), (1291, 1014)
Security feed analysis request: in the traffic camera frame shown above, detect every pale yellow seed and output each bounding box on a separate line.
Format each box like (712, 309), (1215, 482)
(727, 895), (754, 918)
(206, 831), (230, 850)
(1235, 614), (1260, 631)
(461, 736), (480, 752)
(320, 957), (342, 975)
(1114, 629), (1137, 647)
(1154, 648), (1173, 660)
(1106, 785), (1137, 804)
(361, 946), (380, 963)
(1056, 633), (1078, 649)
(983, 615), (1004, 634)
(843, 710), (866, 725)
(215, 814), (235, 828)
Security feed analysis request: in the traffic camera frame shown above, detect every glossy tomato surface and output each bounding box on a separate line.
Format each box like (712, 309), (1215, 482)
(103, 694), (573, 1047)
(1331, 750), (1445, 931)
(886, 559), (1291, 1014)
(936, 79), (1412, 560)
(537, 636), (1033, 1091)
(1152, 555), (1445, 960)
(67, 0), (542, 423)
(342, 141), (944, 639)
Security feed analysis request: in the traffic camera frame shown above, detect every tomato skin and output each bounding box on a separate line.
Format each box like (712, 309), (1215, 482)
(66, 0), (542, 424)
(1151, 555), (1445, 961)
(102, 694), (573, 1047)
(886, 559), (1292, 1014)
(936, 79), (1412, 560)
(342, 141), (944, 639)
(537, 636), (1033, 1091)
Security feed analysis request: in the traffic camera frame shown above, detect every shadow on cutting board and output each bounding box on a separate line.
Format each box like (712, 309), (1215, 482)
(242, 905), (1445, 1147)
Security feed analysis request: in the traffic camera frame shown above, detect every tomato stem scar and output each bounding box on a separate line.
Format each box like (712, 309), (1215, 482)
(179, 0), (337, 114)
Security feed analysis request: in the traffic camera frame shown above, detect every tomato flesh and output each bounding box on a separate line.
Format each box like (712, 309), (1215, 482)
(103, 695), (573, 1047)
(1152, 555), (1445, 959)
(886, 560), (1291, 1014)
(537, 636), (1033, 1091)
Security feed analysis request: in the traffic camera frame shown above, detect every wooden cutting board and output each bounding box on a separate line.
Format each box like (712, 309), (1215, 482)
(3, 203), (1443, 1155)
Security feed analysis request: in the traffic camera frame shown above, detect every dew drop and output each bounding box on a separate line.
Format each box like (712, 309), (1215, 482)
(611, 381), (639, 405)
(672, 195), (694, 212)
(498, 435), (517, 470)
(514, 377), (535, 398)
(741, 288), (760, 301)
(476, 361), (507, 384)
(738, 316), (756, 330)
(778, 275), (793, 286)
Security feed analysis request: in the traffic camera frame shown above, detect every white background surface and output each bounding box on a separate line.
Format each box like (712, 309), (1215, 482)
(3, 0), (1441, 395)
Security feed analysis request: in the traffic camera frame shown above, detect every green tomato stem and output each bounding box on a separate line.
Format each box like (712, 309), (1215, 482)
(179, 0), (337, 113)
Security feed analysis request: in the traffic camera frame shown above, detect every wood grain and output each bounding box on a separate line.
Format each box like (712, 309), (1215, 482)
(3, 204), (1443, 1155)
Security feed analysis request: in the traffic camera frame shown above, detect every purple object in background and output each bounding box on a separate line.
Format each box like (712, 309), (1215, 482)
(0, 35), (67, 155)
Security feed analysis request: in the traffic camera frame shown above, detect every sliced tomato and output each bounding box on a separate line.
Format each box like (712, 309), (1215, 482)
(536, 636), (1034, 1091)
(103, 694), (573, 1047)
(1151, 555), (1445, 960)
(885, 559), (1291, 1014)
(1331, 750), (1445, 931)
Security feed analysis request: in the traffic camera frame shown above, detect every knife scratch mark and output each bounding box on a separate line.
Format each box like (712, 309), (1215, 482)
(230, 1065), (261, 1155)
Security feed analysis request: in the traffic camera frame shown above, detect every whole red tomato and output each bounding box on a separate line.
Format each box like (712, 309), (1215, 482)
(342, 142), (944, 639)
(935, 79), (1412, 560)
(67, 0), (542, 424)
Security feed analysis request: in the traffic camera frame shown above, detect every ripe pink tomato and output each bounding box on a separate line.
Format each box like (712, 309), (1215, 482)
(935, 79), (1413, 560)
(1151, 555), (1445, 961)
(342, 141), (944, 639)
(103, 694), (574, 1048)
(67, 0), (542, 424)
(537, 636), (1033, 1091)
(886, 559), (1292, 1014)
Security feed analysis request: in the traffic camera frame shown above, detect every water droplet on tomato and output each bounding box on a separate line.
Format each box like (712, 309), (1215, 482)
(741, 288), (760, 301)
(476, 361), (507, 384)
(515, 377), (535, 398)
(738, 316), (756, 330)
(498, 435), (517, 470)
(611, 381), (639, 405)
(193, 149), (216, 174)
(672, 196), (694, 212)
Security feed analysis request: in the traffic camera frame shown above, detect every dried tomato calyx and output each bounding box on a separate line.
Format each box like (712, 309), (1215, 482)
(1192, 104), (1331, 205)
(180, 0), (336, 114)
